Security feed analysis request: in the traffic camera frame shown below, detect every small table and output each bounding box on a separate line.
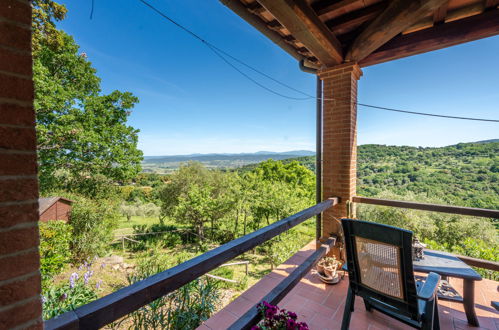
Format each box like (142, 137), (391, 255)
(413, 250), (482, 326)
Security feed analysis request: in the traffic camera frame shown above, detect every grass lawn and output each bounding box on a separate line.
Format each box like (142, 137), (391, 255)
(114, 216), (165, 236)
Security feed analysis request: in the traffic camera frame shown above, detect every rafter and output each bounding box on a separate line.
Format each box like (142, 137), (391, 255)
(433, 2), (448, 25)
(325, 2), (387, 34)
(346, 0), (449, 62)
(313, 0), (363, 18)
(484, 0), (499, 10)
(360, 9), (499, 66)
(256, 0), (343, 66)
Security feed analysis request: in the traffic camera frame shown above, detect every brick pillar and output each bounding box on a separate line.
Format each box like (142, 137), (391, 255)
(0, 1), (43, 329)
(318, 63), (362, 258)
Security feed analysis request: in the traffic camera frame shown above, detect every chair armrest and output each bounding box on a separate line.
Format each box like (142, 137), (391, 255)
(417, 272), (441, 301)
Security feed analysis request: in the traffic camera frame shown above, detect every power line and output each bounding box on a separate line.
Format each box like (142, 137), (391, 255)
(356, 103), (499, 122)
(138, 0), (499, 123)
(138, 0), (310, 100)
(207, 45), (311, 100)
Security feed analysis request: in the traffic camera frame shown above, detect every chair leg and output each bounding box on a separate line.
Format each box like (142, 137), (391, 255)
(433, 297), (440, 330)
(421, 297), (438, 330)
(341, 287), (355, 330)
(363, 298), (372, 312)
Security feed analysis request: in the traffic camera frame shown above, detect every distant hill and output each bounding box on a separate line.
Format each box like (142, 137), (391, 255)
(142, 150), (315, 173)
(473, 139), (499, 144)
(238, 141), (498, 209)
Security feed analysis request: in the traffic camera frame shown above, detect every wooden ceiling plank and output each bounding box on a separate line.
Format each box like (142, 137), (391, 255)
(346, 0), (449, 62)
(484, 0), (499, 9)
(313, 0), (363, 17)
(325, 2), (387, 33)
(360, 9), (499, 66)
(257, 0), (343, 66)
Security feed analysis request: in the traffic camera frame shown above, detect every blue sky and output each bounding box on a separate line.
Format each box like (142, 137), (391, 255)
(58, 0), (499, 156)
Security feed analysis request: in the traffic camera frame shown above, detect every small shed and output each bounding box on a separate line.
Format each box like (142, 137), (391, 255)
(38, 197), (73, 222)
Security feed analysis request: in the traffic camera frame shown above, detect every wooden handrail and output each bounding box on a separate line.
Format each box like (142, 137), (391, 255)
(228, 237), (336, 330)
(44, 198), (337, 330)
(457, 255), (499, 272)
(352, 196), (499, 272)
(352, 196), (499, 218)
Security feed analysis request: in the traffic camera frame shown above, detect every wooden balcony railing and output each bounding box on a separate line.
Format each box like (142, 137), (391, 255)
(352, 196), (499, 218)
(44, 198), (338, 330)
(352, 196), (499, 272)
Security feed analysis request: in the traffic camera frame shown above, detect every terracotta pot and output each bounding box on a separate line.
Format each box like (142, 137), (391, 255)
(324, 264), (338, 278)
(316, 263), (325, 274)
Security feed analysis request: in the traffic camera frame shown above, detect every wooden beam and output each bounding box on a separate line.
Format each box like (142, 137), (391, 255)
(256, 0), (343, 66)
(313, 0), (362, 18)
(352, 196), (499, 218)
(485, 0), (499, 10)
(360, 9), (499, 66)
(325, 2), (387, 34)
(346, 0), (449, 62)
(44, 199), (337, 330)
(433, 2), (448, 25)
(405, 2), (484, 34)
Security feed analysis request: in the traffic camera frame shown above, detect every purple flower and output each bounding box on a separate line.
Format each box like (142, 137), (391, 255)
(69, 272), (79, 288)
(250, 327), (261, 330)
(286, 318), (297, 330)
(95, 280), (102, 289)
(100, 263), (106, 269)
(288, 311), (297, 320)
(59, 293), (67, 301)
(297, 322), (309, 330)
(83, 271), (93, 285)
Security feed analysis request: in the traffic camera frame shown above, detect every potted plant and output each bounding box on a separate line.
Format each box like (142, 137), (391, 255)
(251, 301), (308, 330)
(316, 256), (340, 284)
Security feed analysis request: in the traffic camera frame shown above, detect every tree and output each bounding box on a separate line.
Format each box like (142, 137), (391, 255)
(32, 0), (143, 194)
(120, 202), (161, 222)
(159, 163), (236, 239)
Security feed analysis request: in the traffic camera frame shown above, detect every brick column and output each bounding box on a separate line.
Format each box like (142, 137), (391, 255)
(0, 1), (43, 329)
(318, 63), (362, 257)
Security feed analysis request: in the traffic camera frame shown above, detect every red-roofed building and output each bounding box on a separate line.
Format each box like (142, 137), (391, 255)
(38, 197), (73, 222)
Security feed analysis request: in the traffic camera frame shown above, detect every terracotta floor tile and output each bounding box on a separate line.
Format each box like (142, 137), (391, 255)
(309, 312), (337, 329)
(198, 242), (498, 330)
(224, 296), (256, 317)
(202, 310), (238, 329)
(304, 298), (337, 318)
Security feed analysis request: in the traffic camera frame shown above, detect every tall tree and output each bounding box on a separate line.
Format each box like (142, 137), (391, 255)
(32, 0), (143, 194)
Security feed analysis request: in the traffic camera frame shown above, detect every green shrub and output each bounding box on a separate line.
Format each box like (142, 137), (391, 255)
(425, 238), (499, 280)
(39, 221), (72, 281)
(356, 192), (497, 246)
(117, 250), (220, 329)
(42, 269), (98, 320)
(357, 192), (499, 280)
(70, 196), (119, 261)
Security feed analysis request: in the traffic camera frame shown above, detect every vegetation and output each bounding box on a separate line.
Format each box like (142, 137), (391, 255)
(69, 196), (119, 262)
(34, 0), (497, 327)
(33, 0), (142, 195)
(39, 221), (72, 282)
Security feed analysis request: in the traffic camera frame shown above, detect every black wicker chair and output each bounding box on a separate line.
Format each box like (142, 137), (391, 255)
(341, 219), (441, 330)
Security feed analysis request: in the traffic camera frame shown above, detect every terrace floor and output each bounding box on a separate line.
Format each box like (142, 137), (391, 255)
(199, 241), (499, 330)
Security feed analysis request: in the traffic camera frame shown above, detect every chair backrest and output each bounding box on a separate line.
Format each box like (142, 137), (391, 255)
(341, 219), (419, 320)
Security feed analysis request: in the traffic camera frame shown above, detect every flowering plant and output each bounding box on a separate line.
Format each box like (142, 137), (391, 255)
(251, 301), (308, 330)
(42, 261), (101, 320)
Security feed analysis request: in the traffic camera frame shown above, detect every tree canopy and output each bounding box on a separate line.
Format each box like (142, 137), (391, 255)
(33, 0), (143, 194)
